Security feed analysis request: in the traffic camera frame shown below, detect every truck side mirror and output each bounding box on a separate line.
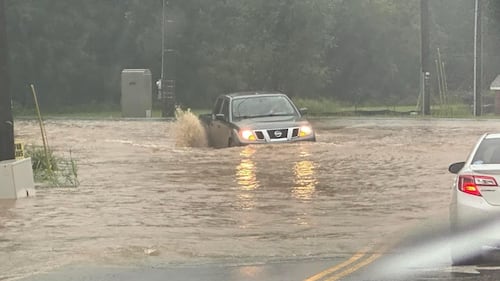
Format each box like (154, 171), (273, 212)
(299, 108), (308, 115)
(215, 114), (225, 121)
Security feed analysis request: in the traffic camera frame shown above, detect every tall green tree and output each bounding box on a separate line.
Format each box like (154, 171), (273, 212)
(4, 0), (500, 109)
(6, 0), (161, 108)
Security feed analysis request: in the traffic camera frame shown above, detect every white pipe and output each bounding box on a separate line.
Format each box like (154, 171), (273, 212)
(473, 0), (478, 116)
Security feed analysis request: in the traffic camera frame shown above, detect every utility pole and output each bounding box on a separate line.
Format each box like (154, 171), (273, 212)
(160, 0), (176, 117)
(420, 0), (431, 115)
(473, 0), (482, 117)
(160, 0), (166, 117)
(0, 0), (14, 161)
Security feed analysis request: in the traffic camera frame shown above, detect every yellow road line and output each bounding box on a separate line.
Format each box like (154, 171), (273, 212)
(305, 244), (389, 281)
(324, 250), (384, 281)
(304, 246), (371, 281)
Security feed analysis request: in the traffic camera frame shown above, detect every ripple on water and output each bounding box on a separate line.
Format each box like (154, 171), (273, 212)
(3, 118), (494, 278)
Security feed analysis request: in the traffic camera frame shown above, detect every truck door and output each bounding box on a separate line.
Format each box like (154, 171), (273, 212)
(212, 98), (232, 148)
(205, 97), (222, 147)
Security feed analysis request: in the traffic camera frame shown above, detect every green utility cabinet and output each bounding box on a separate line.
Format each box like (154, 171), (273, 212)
(121, 69), (153, 118)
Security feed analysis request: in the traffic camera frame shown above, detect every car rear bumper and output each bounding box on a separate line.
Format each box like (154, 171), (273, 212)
(451, 193), (500, 245)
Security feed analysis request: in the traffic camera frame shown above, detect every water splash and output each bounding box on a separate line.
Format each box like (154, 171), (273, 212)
(173, 108), (208, 148)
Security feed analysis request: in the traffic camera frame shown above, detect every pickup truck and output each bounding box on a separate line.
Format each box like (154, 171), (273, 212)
(199, 91), (316, 148)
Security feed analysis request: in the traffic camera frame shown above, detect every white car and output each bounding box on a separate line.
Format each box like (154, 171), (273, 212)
(449, 133), (500, 265)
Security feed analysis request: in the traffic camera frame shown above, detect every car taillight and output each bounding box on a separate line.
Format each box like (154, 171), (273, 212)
(458, 175), (498, 196)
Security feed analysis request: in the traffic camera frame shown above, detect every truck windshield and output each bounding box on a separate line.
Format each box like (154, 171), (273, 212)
(232, 96), (298, 120)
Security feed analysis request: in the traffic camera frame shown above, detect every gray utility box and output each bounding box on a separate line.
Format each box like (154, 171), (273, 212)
(0, 158), (35, 199)
(121, 69), (153, 118)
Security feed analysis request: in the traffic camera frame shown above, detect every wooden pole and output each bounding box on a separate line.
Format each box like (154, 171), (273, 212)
(30, 85), (50, 160)
(442, 61), (449, 105)
(437, 48), (447, 106)
(435, 59), (443, 105)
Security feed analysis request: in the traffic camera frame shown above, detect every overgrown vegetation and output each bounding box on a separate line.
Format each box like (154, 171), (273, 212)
(293, 98), (342, 115)
(25, 145), (79, 187)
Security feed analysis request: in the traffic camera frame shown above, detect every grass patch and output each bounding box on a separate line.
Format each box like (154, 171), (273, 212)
(292, 98), (342, 115)
(350, 105), (418, 112)
(430, 104), (473, 118)
(14, 103), (122, 119)
(13, 103), (212, 119)
(11, 100), (497, 119)
(25, 146), (79, 187)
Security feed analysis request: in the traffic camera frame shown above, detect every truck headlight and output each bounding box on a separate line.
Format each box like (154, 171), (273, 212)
(240, 129), (256, 141)
(299, 125), (313, 137)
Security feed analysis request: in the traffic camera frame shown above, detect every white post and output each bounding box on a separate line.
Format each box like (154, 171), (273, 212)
(161, 0), (166, 82)
(473, 0), (478, 116)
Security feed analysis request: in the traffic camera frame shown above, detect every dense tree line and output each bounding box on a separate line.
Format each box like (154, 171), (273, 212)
(4, 0), (500, 109)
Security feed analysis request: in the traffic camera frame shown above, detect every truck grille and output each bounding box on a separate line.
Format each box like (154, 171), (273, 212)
(255, 131), (265, 140)
(268, 129), (288, 139)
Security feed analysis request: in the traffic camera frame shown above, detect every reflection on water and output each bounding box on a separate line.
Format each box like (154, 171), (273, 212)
(235, 145), (318, 206)
(236, 146), (259, 191)
(235, 146), (259, 210)
(292, 147), (318, 201)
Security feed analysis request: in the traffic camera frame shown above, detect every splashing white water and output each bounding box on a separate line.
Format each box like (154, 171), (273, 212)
(173, 108), (208, 148)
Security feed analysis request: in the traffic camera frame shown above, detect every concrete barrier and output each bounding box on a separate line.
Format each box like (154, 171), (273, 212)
(0, 158), (35, 199)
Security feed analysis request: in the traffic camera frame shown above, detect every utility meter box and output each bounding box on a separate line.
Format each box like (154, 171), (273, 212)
(121, 69), (153, 118)
(0, 158), (35, 199)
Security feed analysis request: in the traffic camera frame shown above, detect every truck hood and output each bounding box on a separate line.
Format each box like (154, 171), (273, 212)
(233, 115), (311, 130)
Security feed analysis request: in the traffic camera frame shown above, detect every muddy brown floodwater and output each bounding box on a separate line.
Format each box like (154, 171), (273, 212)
(1, 117), (498, 280)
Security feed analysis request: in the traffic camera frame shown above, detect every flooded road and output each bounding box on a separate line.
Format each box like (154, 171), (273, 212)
(1, 117), (497, 280)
